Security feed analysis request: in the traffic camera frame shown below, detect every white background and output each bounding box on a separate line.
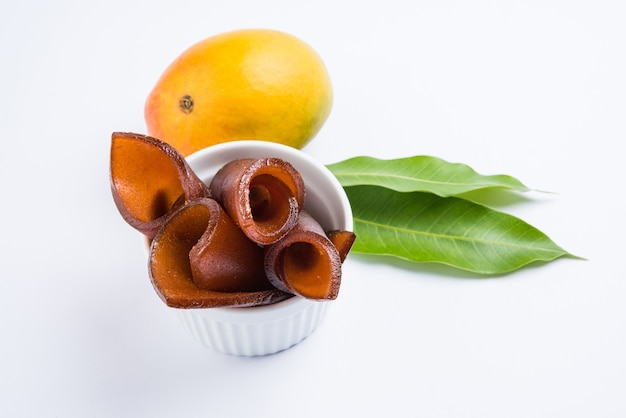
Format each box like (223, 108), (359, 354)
(1, 1), (625, 417)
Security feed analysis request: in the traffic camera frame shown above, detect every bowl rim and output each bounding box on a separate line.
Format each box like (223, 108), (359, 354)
(178, 295), (324, 322)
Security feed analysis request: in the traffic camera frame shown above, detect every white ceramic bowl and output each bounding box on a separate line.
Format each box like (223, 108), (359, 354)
(175, 140), (353, 356)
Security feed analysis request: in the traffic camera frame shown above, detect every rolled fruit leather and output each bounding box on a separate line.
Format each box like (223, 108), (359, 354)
(110, 132), (210, 239)
(264, 210), (354, 301)
(209, 158), (305, 245)
(149, 197), (290, 308)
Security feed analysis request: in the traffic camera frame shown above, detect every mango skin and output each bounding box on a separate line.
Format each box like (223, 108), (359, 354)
(145, 29), (333, 156)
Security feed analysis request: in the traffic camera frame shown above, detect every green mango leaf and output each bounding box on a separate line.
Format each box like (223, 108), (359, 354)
(345, 185), (570, 274)
(327, 155), (529, 197)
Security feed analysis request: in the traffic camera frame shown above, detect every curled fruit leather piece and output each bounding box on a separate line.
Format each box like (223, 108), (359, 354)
(264, 211), (350, 301)
(110, 132), (210, 238)
(209, 158), (305, 245)
(326, 230), (357, 263)
(149, 198), (290, 308)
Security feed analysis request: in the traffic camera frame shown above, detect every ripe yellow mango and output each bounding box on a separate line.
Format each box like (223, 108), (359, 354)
(145, 29), (333, 156)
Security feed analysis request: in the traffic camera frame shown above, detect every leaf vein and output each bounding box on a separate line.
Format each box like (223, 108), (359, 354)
(336, 172), (499, 188)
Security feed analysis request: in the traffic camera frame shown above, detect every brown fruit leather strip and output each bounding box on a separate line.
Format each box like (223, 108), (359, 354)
(327, 230), (357, 263)
(209, 158), (305, 245)
(149, 198), (290, 309)
(264, 211), (342, 300)
(110, 132), (210, 238)
(187, 198), (270, 292)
